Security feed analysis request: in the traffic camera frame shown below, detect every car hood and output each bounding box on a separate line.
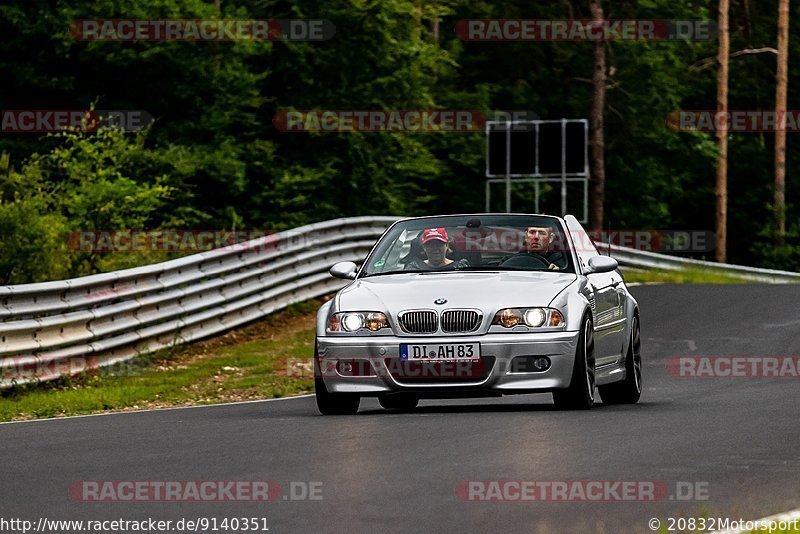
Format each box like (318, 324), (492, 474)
(336, 272), (577, 314)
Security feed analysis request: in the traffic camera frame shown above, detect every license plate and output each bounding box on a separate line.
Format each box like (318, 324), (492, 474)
(400, 343), (480, 361)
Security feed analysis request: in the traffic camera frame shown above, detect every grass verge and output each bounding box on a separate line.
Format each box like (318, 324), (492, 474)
(0, 299), (323, 422)
(621, 267), (752, 284)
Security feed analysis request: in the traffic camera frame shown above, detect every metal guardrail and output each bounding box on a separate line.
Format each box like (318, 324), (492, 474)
(0, 216), (398, 388)
(1, 215), (798, 388)
(601, 243), (800, 283)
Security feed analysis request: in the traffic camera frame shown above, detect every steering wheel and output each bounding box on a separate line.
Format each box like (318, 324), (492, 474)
(499, 254), (550, 270)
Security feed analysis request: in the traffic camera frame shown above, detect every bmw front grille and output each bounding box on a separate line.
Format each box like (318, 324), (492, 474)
(398, 310), (438, 333)
(397, 309), (482, 334)
(441, 310), (482, 333)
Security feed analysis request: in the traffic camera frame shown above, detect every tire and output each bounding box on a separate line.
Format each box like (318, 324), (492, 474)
(314, 347), (360, 415)
(553, 315), (596, 410)
(315, 377), (360, 415)
(598, 314), (642, 405)
(378, 393), (419, 412)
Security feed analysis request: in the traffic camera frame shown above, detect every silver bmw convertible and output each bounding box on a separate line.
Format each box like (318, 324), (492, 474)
(314, 213), (641, 414)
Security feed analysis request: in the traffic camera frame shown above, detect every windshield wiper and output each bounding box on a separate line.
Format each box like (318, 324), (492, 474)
(454, 266), (572, 272)
(361, 270), (427, 277)
(450, 266), (531, 271)
(362, 267), (571, 277)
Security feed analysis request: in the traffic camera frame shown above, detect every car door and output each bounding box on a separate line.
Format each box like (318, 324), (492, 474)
(563, 215), (627, 366)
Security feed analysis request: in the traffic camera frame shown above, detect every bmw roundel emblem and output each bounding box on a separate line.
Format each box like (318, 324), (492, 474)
(434, 298), (447, 305)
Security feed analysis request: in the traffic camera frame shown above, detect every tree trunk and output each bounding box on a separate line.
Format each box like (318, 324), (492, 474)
(430, 0), (440, 44)
(774, 0), (789, 247)
(715, 0), (730, 262)
(588, 0), (605, 231)
(214, 0), (222, 70)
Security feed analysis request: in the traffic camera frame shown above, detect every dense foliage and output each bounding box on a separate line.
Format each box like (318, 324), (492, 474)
(1, 0), (798, 282)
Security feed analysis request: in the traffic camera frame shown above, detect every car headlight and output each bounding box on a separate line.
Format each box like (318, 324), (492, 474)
(327, 312), (390, 333)
(492, 308), (565, 328)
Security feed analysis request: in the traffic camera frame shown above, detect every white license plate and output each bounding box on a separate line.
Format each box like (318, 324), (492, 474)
(400, 343), (480, 361)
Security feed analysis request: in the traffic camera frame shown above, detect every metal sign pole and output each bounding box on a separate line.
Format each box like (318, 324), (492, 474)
(485, 118), (588, 219)
(561, 119), (567, 216)
(505, 120), (512, 213)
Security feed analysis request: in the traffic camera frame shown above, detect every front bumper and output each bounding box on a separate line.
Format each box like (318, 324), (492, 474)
(316, 331), (581, 396)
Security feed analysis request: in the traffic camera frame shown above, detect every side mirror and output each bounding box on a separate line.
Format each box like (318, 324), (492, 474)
(329, 261), (358, 280)
(586, 255), (618, 274)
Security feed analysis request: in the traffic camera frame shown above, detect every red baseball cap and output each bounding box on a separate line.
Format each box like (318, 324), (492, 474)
(421, 228), (448, 245)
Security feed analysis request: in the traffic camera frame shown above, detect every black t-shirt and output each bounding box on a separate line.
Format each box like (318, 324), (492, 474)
(504, 250), (565, 267)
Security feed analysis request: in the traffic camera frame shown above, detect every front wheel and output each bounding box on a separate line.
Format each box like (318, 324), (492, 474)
(553, 316), (595, 410)
(315, 378), (360, 415)
(314, 349), (360, 415)
(598, 314), (642, 405)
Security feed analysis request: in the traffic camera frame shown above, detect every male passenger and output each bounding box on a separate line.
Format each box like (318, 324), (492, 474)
(404, 228), (469, 271)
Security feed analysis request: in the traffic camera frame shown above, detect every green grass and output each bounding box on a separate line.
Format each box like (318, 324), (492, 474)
(0, 300), (321, 422)
(621, 266), (754, 284)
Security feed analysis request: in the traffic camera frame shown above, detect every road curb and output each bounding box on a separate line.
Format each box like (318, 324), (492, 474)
(0, 393), (315, 425)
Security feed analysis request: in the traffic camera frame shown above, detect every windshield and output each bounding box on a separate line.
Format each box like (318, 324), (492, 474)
(362, 215), (575, 276)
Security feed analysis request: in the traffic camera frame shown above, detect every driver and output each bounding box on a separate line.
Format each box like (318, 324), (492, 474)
(505, 226), (564, 270)
(404, 228), (469, 271)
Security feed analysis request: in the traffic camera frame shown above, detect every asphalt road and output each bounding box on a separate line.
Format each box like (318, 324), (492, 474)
(1, 285), (799, 534)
